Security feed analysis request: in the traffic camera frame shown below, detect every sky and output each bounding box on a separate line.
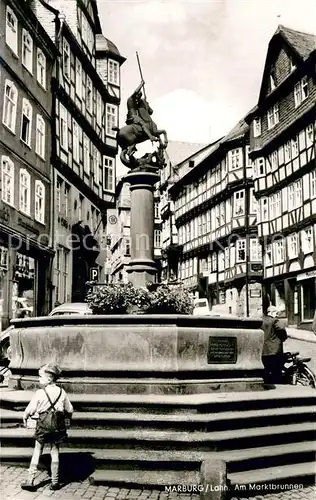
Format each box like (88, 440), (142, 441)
(96, 0), (316, 170)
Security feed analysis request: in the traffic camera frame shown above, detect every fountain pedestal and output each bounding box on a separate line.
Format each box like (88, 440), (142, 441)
(125, 168), (160, 287)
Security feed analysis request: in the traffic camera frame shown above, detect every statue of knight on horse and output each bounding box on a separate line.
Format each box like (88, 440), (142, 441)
(115, 53), (168, 169)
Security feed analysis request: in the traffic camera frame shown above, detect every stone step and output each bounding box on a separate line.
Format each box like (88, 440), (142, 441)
(1, 386), (315, 413)
(89, 469), (200, 488)
(2, 441), (314, 468)
(1, 422), (314, 451)
(229, 461), (316, 487)
(1, 405), (315, 431)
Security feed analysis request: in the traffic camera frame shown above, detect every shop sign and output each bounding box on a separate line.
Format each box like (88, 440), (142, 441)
(297, 269), (316, 281)
(0, 247), (8, 269)
(14, 254), (35, 279)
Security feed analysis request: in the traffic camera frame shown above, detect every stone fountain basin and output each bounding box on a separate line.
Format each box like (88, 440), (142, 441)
(8, 315), (264, 394)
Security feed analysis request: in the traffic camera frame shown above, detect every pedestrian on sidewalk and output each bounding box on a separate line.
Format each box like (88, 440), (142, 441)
(261, 306), (288, 384)
(21, 363), (73, 492)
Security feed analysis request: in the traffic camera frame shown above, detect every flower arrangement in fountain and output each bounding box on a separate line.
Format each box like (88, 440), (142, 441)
(86, 282), (194, 315)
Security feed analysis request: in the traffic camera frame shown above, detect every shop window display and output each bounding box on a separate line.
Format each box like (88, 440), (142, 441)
(12, 253), (35, 319)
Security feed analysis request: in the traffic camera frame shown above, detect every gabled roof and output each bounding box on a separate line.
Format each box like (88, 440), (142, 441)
(224, 117), (248, 142)
(277, 25), (316, 60)
(258, 25), (316, 104)
(165, 141), (208, 167)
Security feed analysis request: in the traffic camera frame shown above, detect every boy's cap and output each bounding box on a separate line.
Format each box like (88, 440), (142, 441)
(42, 364), (62, 378)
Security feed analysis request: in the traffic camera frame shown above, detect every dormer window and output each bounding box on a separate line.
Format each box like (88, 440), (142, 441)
(294, 77), (308, 107)
(270, 68), (276, 91)
(290, 56), (296, 72)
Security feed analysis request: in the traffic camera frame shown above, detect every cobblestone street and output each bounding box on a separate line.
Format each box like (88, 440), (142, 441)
(1, 466), (315, 500)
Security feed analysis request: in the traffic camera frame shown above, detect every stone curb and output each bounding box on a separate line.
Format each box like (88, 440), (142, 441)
(286, 330), (316, 344)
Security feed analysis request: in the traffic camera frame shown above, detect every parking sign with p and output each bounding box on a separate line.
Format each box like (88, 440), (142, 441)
(90, 268), (99, 282)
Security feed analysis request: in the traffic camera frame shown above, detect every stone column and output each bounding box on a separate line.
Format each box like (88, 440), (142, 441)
(125, 168), (160, 288)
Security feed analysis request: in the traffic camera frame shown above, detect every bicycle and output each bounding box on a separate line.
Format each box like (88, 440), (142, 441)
(283, 351), (316, 388)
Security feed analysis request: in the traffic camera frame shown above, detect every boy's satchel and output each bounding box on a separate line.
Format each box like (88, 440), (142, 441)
(39, 388), (66, 432)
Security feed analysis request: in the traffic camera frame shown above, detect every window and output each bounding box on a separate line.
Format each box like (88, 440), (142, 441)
(72, 120), (80, 163)
(83, 135), (90, 173)
(96, 92), (102, 126)
(270, 192), (281, 219)
(20, 99), (32, 147)
(233, 190), (245, 216)
(86, 76), (93, 113)
(35, 115), (45, 159)
(63, 39), (70, 80)
(108, 59), (119, 85)
(2, 80), (18, 132)
(284, 141), (291, 162)
(294, 77), (308, 107)
(75, 59), (82, 98)
(270, 70), (276, 91)
(59, 104), (68, 150)
(267, 104), (279, 129)
(92, 146), (99, 183)
(254, 157), (265, 178)
(125, 238), (131, 256)
(37, 49), (46, 88)
(269, 151), (278, 171)
(78, 196), (83, 221)
(6, 6), (18, 55)
(288, 234), (298, 259)
(56, 177), (61, 212)
(250, 188), (258, 215)
(261, 197), (268, 222)
(250, 239), (262, 261)
(1, 156), (14, 206)
(301, 227), (313, 253)
(306, 124), (314, 147)
(290, 57), (296, 72)
(236, 240), (246, 262)
(211, 253), (217, 272)
(104, 156), (114, 191)
(224, 247), (230, 269)
(154, 230), (161, 248)
(228, 148), (242, 170)
(63, 249), (69, 303)
(21, 30), (33, 73)
(106, 104), (117, 137)
(64, 184), (70, 216)
(154, 202), (160, 219)
(288, 179), (302, 210)
(218, 251), (225, 271)
(19, 169), (31, 215)
(291, 136), (299, 158)
(274, 239), (284, 264)
(253, 118), (261, 137)
(265, 244), (272, 266)
(311, 171), (316, 199)
(35, 181), (45, 223)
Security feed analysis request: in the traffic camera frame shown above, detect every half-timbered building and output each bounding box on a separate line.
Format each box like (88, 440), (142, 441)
(159, 141), (208, 283)
(246, 25), (316, 328)
(169, 120), (263, 317)
(34, 0), (125, 303)
(0, 0), (57, 329)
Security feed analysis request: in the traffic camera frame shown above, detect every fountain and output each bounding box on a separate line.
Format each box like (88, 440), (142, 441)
(8, 80), (264, 395)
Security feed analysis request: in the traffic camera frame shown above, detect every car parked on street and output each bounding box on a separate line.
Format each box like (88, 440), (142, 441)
(48, 302), (92, 316)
